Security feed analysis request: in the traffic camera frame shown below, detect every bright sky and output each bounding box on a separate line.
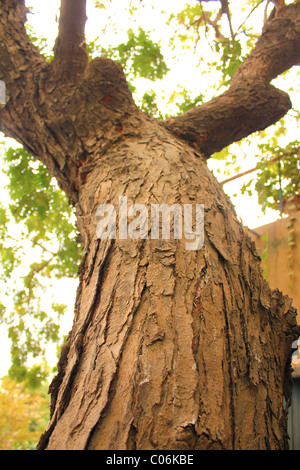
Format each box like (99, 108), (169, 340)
(0, 0), (298, 377)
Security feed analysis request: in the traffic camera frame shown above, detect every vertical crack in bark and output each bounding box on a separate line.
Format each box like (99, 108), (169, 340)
(237, 274), (251, 379)
(37, 239), (114, 449)
(190, 257), (208, 438)
(57, 236), (148, 448)
(221, 275), (236, 450)
(84, 274), (149, 450)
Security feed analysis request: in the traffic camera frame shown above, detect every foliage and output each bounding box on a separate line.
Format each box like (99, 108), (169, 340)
(0, 377), (49, 450)
(240, 141), (300, 213)
(0, 145), (81, 385)
(168, 86), (205, 114)
(110, 27), (169, 81)
(139, 90), (165, 120)
(26, 23), (52, 62)
(86, 27), (169, 82)
(214, 38), (243, 85)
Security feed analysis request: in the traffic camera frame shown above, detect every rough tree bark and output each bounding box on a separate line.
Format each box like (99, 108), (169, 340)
(1, 0), (300, 450)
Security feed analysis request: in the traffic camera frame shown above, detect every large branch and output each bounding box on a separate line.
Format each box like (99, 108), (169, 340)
(164, 1), (300, 158)
(0, 0), (47, 151)
(53, 0), (88, 81)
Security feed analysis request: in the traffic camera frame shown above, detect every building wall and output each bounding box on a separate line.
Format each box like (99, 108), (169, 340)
(250, 211), (300, 320)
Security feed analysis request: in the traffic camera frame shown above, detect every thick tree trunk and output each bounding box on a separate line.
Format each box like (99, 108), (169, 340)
(1, 0), (300, 451)
(37, 112), (299, 450)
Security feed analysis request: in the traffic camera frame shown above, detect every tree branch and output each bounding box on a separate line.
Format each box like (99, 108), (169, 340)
(164, 2), (300, 158)
(53, 0), (88, 81)
(0, 0), (47, 151)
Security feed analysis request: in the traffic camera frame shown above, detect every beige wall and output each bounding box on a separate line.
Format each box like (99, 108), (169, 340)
(250, 213), (300, 375)
(250, 211), (300, 320)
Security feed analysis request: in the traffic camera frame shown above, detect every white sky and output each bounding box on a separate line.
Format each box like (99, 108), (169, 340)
(0, 0), (298, 377)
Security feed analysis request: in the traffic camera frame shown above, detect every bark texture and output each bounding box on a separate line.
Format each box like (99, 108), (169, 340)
(38, 115), (299, 450)
(0, 0), (300, 451)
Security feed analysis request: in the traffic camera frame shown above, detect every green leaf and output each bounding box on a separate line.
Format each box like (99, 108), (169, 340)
(101, 27), (169, 81)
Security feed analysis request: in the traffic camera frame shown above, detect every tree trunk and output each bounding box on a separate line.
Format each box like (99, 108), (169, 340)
(37, 111), (298, 450)
(1, 0), (300, 451)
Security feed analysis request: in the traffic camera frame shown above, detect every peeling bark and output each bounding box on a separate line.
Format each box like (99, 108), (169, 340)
(0, 0), (299, 451)
(38, 116), (299, 450)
